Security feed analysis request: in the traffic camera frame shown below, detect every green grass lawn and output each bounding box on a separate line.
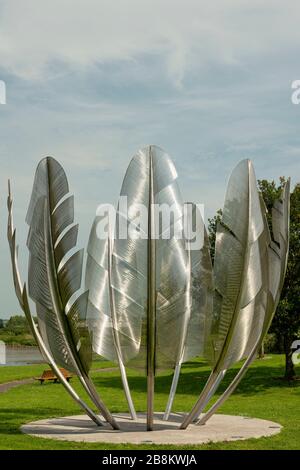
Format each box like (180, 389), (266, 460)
(0, 357), (116, 384)
(0, 354), (299, 450)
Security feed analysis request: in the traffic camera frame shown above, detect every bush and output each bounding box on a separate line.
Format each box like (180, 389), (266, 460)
(263, 333), (280, 353)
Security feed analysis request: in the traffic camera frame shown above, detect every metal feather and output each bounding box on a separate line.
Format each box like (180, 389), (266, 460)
(26, 157), (119, 429)
(163, 203), (214, 420)
(181, 159), (266, 428)
(182, 204), (214, 363)
(112, 145), (190, 429)
(197, 183), (290, 425)
(85, 213), (137, 419)
(259, 179), (290, 337)
(7, 181), (103, 426)
(206, 159), (265, 369)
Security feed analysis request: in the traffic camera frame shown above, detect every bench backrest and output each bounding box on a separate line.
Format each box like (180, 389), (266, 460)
(41, 370), (56, 379)
(41, 368), (72, 379)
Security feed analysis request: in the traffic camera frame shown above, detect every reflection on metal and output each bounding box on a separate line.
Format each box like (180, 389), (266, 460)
(146, 149), (156, 430)
(163, 203), (213, 421)
(181, 160), (266, 429)
(196, 181), (290, 426)
(7, 182), (103, 427)
(7, 149), (290, 433)
(85, 212), (137, 420)
(181, 163), (290, 430)
(9, 158), (119, 430)
(109, 146), (192, 430)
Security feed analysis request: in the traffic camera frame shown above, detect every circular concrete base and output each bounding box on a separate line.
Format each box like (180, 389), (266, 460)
(21, 412), (282, 445)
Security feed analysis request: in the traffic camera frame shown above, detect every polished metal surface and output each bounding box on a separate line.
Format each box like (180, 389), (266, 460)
(181, 159), (268, 429)
(197, 182), (290, 425)
(7, 181), (103, 427)
(147, 148), (156, 430)
(85, 213), (137, 419)
(181, 166), (290, 430)
(112, 146), (190, 430)
(111, 146), (189, 370)
(7, 151), (290, 433)
(207, 159), (265, 370)
(25, 157), (119, 430)
(163, 203), (213, 420)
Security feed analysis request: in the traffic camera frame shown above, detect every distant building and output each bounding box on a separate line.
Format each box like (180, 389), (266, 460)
(0, 319), (8, 328)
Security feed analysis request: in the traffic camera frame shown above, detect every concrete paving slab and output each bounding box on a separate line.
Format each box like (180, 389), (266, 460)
(21, 412), (282, 445)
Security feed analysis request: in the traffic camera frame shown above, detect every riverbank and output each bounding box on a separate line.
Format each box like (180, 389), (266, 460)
(0, 345), (43, 366)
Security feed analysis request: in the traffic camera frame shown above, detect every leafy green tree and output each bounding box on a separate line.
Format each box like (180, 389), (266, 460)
(258, 179), (300, 380)
(5, 315), (30, 335)
(207, 209), (222, 263)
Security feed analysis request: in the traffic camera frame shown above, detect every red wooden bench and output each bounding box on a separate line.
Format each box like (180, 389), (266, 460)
(34, 368), (73, 384)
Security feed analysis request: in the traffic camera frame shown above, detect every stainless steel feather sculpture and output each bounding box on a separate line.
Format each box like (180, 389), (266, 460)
(108, 145), (191, 430)
(196, 180), (290, 426)
(7, 149), (290, 433)
(181, 159), (267, 428)
(9, 157), (119, 429)
(85, 211), (137, 419)
(7, 181), (103, 426)
(85, 149), (214, 429)
(26, 157), (119, 429)
(181, 161), (290, 429)
(163, 203), (214, 420)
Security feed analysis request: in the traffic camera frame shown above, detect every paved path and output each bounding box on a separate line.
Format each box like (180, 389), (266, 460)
(21, 412), (282, 445)
(0, 378), (34, 394)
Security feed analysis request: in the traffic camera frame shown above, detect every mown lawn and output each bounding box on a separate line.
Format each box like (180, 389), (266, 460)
(0, 354), (299, 450)
(0, 357), (116, 384)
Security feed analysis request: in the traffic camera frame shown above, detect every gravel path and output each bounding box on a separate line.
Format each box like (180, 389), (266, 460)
(0, 378), (34, 394)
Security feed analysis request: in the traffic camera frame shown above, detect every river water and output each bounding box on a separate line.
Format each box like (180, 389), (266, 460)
(0, 345), (43, 366)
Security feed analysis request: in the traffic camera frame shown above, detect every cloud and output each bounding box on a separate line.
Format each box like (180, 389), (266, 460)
(1, 0), (300, 85)
(0, 1), (300, 318)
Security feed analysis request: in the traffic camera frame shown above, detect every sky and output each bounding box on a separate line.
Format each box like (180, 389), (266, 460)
(0, 0), (299, 318)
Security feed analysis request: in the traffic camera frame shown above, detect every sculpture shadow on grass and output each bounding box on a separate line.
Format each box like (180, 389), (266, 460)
(89, 363), (299, 399)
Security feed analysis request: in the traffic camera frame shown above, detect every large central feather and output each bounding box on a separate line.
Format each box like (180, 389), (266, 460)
(111, 145), (191, 429)
(111, 146), (190, 371)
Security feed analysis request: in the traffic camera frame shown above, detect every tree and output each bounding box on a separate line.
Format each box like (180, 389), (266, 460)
(208, 179), (300, 380)
(207, 209), (222, 263)
(4, 315), (30, 335)
(258, 180), (300, 380)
